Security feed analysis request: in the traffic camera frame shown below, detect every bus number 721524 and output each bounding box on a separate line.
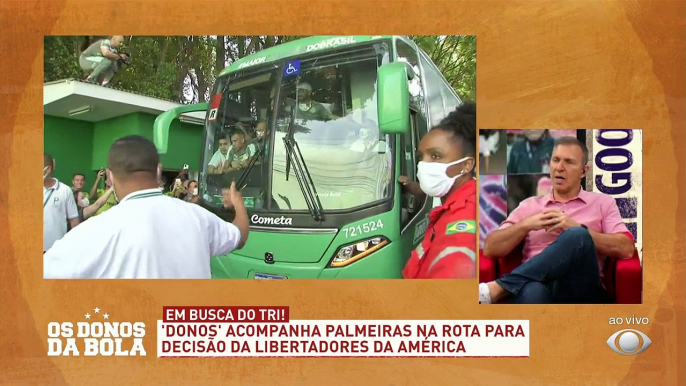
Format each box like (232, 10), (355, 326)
(342, 219), (384, 238)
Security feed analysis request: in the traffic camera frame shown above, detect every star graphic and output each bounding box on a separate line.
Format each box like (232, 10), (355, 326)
(94, 307), (100, 314)
(103, 313), (109, 320)
(85, 313), (91, 319)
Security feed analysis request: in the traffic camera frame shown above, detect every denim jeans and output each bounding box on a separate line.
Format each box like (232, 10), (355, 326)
(495, 227), (610, 304)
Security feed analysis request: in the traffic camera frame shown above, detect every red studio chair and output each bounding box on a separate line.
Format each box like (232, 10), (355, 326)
(478, 245), (642, 304)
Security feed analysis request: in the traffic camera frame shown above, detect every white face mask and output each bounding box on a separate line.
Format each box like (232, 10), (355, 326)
(298, 102), (311, 111)
(417, 157), (472, 198)
(193, 187), (198, 196)
(43, 166), (50, 181)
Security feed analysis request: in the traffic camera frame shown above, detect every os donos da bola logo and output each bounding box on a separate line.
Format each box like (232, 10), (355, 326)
(47, 307), (146, 357)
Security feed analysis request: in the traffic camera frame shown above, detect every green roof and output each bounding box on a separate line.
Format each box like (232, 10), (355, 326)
(219, 35), (394, 77)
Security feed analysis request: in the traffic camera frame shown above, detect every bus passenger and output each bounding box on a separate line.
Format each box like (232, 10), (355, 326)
(253, 120), (271, 161)
(227, 131), (257, 170)
(43, 135), (249, 279)
(402, 102), (477, 279)
(208, 135), (231, 174)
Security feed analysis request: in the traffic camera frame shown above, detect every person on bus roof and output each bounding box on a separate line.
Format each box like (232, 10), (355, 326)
(402, 102), (477, 280)
(79, 36), (129, 87)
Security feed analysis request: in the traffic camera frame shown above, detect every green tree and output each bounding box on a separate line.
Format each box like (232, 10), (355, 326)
(410, 35), (476, 101)
(44, 35), (475, 104)
(44, 36), (90, 81)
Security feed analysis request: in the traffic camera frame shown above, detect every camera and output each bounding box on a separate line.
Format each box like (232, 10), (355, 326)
(118, 52), (131, 66)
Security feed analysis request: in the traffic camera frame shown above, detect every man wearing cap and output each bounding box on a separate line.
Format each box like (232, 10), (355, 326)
(293, 82), (337, 121)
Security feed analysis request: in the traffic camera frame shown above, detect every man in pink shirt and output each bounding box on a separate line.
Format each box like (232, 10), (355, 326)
(479, 136), (636, 304)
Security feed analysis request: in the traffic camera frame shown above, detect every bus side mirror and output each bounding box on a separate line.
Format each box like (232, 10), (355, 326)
(377, 62), (411, 135)
(153, 102), (209, 154)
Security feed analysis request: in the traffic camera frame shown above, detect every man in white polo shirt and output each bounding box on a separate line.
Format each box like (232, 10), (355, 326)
(43, 154), (79, 253)
(44, 135), (250, 279)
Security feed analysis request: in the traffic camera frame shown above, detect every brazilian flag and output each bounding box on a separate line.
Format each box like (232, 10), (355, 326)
(446, 220), (476, 235)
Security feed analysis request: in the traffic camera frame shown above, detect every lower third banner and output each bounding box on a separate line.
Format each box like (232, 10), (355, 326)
(157, 318), (530, 358)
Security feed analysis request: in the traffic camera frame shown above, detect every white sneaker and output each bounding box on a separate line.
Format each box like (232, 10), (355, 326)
(479, 283), (492, 304)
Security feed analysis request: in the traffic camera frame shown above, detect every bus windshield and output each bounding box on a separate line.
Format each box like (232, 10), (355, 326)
(200, 42), (393, 222)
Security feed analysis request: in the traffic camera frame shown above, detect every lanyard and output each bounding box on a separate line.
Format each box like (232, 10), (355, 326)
(43, 189), (56, 208)
(43, 180), (60, 208)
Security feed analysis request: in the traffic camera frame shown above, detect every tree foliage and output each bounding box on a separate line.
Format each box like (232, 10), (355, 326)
(411, 35), (476, 101)
(44, 35), (475, 103)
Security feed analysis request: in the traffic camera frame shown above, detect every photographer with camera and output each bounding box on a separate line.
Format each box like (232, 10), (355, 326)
(79, 35), (130, 87)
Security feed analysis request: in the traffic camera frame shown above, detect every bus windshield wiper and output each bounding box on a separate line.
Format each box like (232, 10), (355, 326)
(236, 144), (264, 191)
(284, 110), (324, 221)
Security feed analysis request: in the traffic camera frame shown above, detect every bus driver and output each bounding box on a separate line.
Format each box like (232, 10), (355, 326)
(282, 82), (338, 122)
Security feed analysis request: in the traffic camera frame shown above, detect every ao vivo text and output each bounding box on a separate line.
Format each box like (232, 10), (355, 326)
(47, 322), (146, 357)
(608, 315), (650, 325)
(163, 306), (289, 323)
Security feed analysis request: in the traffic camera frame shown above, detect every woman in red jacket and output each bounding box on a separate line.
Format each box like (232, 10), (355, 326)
(400, 102), (477, 279)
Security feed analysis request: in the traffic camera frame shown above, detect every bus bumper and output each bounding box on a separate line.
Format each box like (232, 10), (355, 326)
(210, 242), (408, 279)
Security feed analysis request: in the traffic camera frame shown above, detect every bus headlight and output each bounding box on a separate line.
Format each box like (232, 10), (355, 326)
(329, 236), (390, 268)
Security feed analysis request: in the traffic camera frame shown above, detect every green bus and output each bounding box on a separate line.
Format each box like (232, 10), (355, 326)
(153, 35), (464, 279)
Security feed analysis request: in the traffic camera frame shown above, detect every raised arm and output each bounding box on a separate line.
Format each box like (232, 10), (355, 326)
(83, 186), (114, 219)
(398, 175), (427, 202)
(89, 169), (105, 200)
(203, 182), (249, 257)
(223, 182), (249, 249)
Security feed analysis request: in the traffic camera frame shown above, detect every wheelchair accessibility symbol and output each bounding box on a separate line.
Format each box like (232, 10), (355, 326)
(284, 60), (300, 77)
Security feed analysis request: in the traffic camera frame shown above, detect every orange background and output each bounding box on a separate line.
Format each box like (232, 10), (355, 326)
(2, 0), (685, 385)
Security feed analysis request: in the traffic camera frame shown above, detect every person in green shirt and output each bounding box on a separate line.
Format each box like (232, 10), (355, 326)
(91, 173), (118, 217)
(506, 130), (555, 174)
(79, 36), (129, 87)
(294, 82), (337, 122)
(280, 82), (337, 124)
(158, 176), (175, 196)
